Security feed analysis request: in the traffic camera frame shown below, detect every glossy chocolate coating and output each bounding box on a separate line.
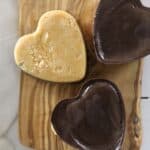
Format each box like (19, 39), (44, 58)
(94, 0), (150, 64)
(51, 79), (125, 150)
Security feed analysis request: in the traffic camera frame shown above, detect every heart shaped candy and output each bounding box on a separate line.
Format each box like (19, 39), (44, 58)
(51, 79), (125, 150)
(94, 0), (150, 64)
(14, 10), (86, 82)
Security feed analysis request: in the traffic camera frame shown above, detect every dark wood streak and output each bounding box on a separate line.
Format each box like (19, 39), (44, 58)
(41, 82), (44, 150)
(28, 75), (37, 148)
(19, 72), (24, 145)
(48, 84), (51, 150)
(129, 60), (143, 150)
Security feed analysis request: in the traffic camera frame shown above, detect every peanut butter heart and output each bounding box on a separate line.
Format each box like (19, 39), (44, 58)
(51, 79), (125, 150)
(14, 10), (86, 82)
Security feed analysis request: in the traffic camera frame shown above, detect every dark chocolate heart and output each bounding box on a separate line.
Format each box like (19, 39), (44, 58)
(94, 0), (150, 64)
(51, 79), (125, 150)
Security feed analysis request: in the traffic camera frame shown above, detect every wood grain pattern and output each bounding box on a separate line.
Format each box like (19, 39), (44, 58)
(19, 0), (143, 150)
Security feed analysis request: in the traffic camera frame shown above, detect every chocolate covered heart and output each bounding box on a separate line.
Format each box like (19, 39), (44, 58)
(94, 0), (150, 64)
(14, 10), (86, 82)
(51, 79), (125, 150)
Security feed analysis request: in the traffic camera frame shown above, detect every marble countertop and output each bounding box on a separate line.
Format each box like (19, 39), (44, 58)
(0, 0), (150, 149)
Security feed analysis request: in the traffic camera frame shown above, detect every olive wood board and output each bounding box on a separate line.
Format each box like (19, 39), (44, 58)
(19, 0), (143, 150)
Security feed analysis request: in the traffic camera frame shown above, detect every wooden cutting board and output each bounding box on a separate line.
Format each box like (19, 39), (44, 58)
(18, 0), (143, 150)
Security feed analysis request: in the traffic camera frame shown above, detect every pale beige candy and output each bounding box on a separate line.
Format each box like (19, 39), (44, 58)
(14, 10), (86, 82)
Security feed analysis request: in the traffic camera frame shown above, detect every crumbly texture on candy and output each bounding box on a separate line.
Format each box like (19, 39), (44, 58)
(14, 10), (86, 82)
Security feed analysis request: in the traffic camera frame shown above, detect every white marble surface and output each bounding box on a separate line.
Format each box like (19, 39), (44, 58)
(0, 0), (31, 150)
(0, 0), (150, 150)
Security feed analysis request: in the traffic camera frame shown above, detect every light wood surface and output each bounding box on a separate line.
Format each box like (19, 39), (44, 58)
(19, 0), (143, 150)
